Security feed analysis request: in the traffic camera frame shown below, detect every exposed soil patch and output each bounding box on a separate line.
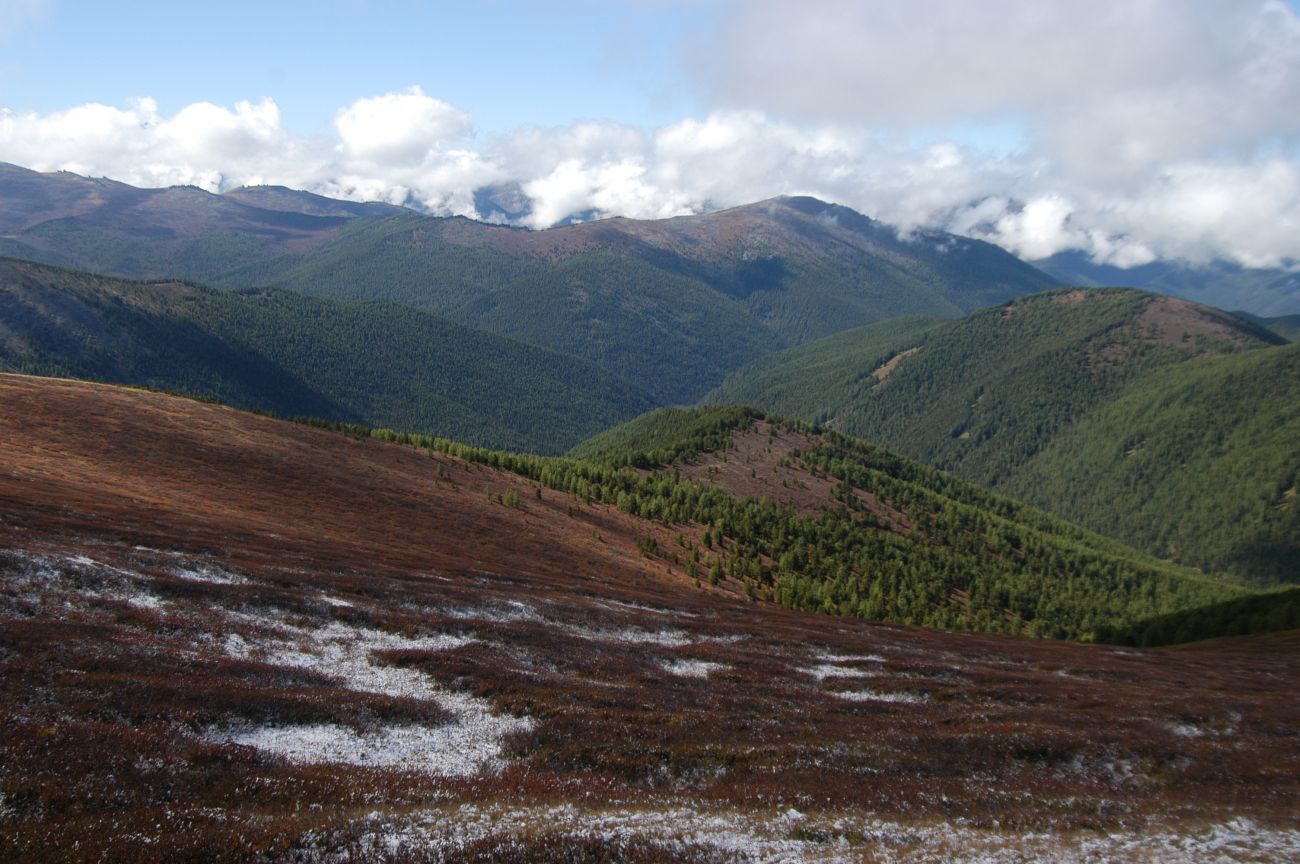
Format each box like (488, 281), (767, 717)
(1135, 295), (1262, 348)
(872, 346), (921, 383)
(676, 421), (911, 533)
(1052, 289), (1090, 305)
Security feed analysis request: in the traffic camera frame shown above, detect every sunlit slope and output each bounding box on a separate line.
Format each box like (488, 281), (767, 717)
(708, 288), (1295, 582)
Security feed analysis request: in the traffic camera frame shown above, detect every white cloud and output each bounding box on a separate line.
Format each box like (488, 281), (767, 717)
(702, 1), (1300, 178)
(334, 85), (471, 164)
(3, 82), (1300, 271)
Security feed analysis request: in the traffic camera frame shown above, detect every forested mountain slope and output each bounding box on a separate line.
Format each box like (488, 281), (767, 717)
(0, 164), (1059, 401)
(707, 289), (1296, 582)
(0, 257), (652, 452)
(570, 405), (1243, 639)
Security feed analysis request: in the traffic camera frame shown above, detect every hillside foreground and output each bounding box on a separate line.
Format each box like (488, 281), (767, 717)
(1, 375), (1297, 862)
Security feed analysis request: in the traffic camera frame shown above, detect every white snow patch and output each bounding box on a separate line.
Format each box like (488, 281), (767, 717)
(601, 598), (698, 618)
(661, 659), (727, 679)
(815, 651), (886, 664)
(171, 565), (247, 585)
(326, 805), (1300, 864)
(319, 595), (353, 608)
(576, 626), (693, 647)
(443, 600), (540, 623)
(247, 622), (473, 699)
(207, 618), (530, 776)
(120, 589), (166, 611)
(1166, 721), (1204, 738)
(803, 663), (878, 681)
(833, 689), (928, 704)
(223, 632), (250, 658)
(219, 721), (519, 776)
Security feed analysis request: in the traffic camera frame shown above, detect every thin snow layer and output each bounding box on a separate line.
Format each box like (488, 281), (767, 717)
(208, 620), (532, 776)
(220, 722), (514, 775)
(661, 658), (728, 679)
(803, 663), (878, 681)
(567, 624), (694, 647)
(833, 689), (927, 704)
(317, 806), (1300, 864)
(600, 598), (698, 618)
(815, 651), (886, 664)
(3, 551), (168, 610)
(171, 564), (247, 585)
(442, 600), (541, 623)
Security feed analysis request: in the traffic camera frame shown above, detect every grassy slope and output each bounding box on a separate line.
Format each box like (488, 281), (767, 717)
(0, 257), (653, 453)
(3, 375), (1296, 860)
(705, 289), (1295, 583)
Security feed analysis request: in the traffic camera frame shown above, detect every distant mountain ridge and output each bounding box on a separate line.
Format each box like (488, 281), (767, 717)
(0, 162), (1060, 401)
(1034, 249), (1300, 316)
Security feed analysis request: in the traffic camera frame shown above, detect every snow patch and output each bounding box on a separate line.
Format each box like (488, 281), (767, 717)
(319, 805), (1300, 864)
(208, 618), (530, 776)
(803, 663), (878, 681)
(217, 720), (520, 776)
(443, 600), (540, 623)
(833, 689), (928, 704)
(171, 565), (247, 585)
(661, 659), (727, 679)
(815, 651), (886, 664)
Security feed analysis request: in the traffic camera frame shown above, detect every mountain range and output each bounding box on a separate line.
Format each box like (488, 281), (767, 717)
(2, 165), (1297, 586)
(0, 161), (1057, 402)
(1035, 249), (1300, 317)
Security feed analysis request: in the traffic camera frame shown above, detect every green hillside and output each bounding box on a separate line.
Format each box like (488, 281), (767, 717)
(1235, 311), (1300, 343)
(707, 288), (1296, 583)
(262, 199), (1057, 400)
(0, 257), (653, 453)
(1096, 587), (1300, 647)
(564, 406), (1243, 640)
(0, 166), (1060, 402)
(1002, 344), (1300, 584)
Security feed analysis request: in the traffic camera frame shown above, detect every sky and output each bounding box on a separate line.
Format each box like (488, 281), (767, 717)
(2, 0), (1299, 269)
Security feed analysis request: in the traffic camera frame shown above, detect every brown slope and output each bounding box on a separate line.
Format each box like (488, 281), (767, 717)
(0, 374), (1297, 862)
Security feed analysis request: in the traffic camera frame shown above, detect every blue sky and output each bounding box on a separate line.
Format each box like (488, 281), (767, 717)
(1, 0), (717, 134)
(2, 0), (1300, 270)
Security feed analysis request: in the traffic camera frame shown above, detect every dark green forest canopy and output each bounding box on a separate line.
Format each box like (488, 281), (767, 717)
(707, 288), (1297, 584)
(541, 405), (1244, 641)
(0, 257), (653, 453)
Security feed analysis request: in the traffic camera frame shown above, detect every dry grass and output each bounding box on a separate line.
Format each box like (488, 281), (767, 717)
(0, 374), (1297, 862)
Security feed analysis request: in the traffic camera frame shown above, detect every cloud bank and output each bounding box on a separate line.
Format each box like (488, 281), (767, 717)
(2, 2), (1298, 270)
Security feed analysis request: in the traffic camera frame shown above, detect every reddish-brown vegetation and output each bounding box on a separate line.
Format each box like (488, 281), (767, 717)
(0, 374), (1296, 862)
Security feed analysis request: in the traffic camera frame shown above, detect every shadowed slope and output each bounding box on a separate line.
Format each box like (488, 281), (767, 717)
(0, 257), (654, 453)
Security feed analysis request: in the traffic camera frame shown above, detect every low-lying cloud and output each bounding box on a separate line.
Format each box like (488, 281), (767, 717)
(2, 86), (1299, 270)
